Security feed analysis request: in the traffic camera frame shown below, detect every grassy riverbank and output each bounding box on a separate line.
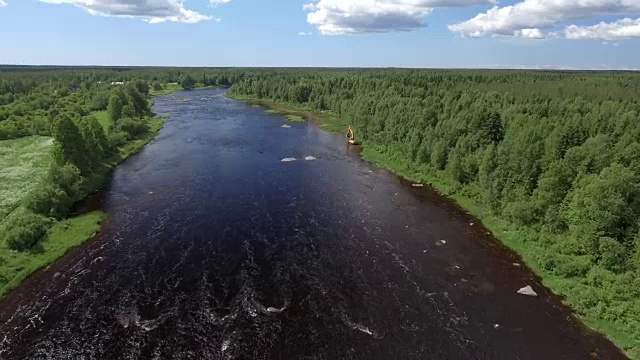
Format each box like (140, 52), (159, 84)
(226, 93), (637, 358)
(150, 83), (183, 97)
(0, 115), (163, 298)
(150, 83), (223, 97)
(227, 94), (348, 131)
(0, 211), (106, 297)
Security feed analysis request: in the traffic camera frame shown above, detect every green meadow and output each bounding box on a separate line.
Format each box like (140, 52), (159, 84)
(0, 136), (53, 220)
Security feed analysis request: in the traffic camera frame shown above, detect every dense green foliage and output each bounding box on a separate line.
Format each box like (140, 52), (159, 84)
(0, 78), (154, 251)
(180, 75), (197, 90)
(0, 211), (106, 297)
(227, 69), (640, 356)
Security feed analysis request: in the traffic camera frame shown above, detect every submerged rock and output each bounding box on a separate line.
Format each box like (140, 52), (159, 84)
(266, 305), (287, 314)
(517, 285), (538, 297)
(90, 256), (105, 265)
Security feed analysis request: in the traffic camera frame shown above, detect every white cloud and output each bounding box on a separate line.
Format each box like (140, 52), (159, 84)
(565, 18), (640, 40)
(39, 0), (216, 23)
(209, 0), (230, 5)
(0, 0), (7, 7)
(449, 0), (640, 38)
(516, 28), (544, 39)
(297, 32), (313, 35)
(304, 0), (497, 35)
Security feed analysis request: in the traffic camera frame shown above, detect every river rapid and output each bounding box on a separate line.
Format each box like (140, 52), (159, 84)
(0, 89), (626, 359)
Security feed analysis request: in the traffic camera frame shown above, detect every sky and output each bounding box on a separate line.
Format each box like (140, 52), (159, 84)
(0, 0), (639, 69)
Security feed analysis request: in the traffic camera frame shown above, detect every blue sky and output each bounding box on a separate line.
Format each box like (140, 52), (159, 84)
(0, 0), (638, 69)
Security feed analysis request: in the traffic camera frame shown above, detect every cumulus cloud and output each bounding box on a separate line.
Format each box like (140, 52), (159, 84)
(0, 0), (7, 7)
(565, 18), (640, 40)
(449, 0), (640, 38)
(304, 0), (497, 35)
(39, 0), (216, 23)
(297, 32), (313, 36)
(516, 28), (544, 39)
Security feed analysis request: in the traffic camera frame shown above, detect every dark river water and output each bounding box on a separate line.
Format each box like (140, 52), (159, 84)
(0, 89), (626, 359)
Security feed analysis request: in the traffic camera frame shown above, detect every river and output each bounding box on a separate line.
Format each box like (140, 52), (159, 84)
(0, 89), (626, 359)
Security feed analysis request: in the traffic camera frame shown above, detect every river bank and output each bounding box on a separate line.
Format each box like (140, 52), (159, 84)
(0, 111), (163, 297)
(225, 92), (635, 358)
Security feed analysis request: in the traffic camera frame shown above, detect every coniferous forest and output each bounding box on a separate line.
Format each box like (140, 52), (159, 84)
(1, 67), (640, 355)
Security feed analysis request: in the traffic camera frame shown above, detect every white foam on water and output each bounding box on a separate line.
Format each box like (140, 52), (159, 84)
(221, 339), (231, 352)
(138, 319), (160, 332)
(266, 304), (288, 313)
(304, 156), (316, 161)
(341, 315), (379, 338)
(352, 323), (373, 336)
(281, 158), (297, 162)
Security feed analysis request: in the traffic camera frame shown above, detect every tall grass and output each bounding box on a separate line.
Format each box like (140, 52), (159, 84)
(0, 136), (53, 220)
(93, 110), (112, 132)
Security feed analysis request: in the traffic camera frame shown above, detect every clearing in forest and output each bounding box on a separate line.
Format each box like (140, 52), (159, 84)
(0, 136), (53, 221)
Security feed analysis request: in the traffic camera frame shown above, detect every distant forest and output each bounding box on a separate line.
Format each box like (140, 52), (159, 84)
(1, 66), (639, 355)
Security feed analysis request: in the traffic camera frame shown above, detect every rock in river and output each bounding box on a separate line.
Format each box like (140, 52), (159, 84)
(517, 285), (538, 297)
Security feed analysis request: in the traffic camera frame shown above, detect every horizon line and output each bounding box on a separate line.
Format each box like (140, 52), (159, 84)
(1, 64), (639, 72)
